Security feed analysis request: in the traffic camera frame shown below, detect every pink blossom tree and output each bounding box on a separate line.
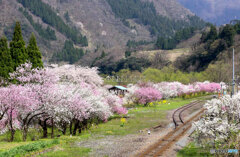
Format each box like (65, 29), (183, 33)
(48, 64), (103, 86)
(105, 94), (127, 115)
(134, 87), (162, 105)
(0, 85), (39, 141)
(9, 62), (58, 139)
(48, 65), (113, 135)
(0, 62), (128, 140)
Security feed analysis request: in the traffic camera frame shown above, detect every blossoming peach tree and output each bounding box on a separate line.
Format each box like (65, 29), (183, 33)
(124, 81), (221, 105)
(0, 63), (127, 141)
(0, 62), (222, 141)
(134, 87), (162, 106)
(193, 94), (240, 149)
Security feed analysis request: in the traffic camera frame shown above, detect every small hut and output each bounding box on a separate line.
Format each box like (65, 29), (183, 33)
(108, 86), (127, 96)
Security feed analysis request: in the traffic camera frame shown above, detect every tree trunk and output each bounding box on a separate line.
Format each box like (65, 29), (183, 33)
(39, 119), (48, 138)
(51, 118), (54, 138)
(78, 127), (82, 134)
(73, 120), (79, 136)
(78, 122), (82, 134)
(9, 109), (15, 142)
(62, 124), (67, 135)
(70, 121), (73, 135)
(43, 120), (48, 138)
(22, 126), (28, 141)
(83, 120), (88, 130)
(10, 129), (15, 142)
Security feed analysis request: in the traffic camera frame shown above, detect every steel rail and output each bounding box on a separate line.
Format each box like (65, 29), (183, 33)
(137, 100), (205, 157)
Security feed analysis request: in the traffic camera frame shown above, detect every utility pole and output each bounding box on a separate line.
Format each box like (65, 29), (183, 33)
(232, 48), (235, 97)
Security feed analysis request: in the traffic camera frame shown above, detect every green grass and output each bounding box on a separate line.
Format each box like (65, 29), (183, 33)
(0, 139), (59, 157)
(177, 142), (212, 157)
(0, 141), (33, 153)
(89, 109), (166, 136)
(0, 131), (54, 153)
(38, 147), (91, 157)
(0, 128), (43, 143)
(37, 137), (91, 157)
(155, 96), (207, 110)
(87, 97), (205, 136)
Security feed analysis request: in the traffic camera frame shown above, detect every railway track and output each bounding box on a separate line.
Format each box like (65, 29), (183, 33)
(172, 100), (203, 128)
(137, 100), (205, 157)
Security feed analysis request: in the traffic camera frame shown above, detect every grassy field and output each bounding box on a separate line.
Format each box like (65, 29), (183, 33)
(37, 136), (91, 157)
(0, 96), (208, 156)
(0, 141), (33, 153)
(177, 142), (211, 157)
(39, 147), (91, 157)
(137, 48), (191, 62)
(87, 97), (204, 136)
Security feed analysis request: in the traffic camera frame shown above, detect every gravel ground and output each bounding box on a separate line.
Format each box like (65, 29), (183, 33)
(76, 102), (204, 157)
(77, 125), (172, 157)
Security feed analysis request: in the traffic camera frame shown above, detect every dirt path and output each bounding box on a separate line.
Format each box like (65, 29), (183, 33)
(77, 125), (172, 157)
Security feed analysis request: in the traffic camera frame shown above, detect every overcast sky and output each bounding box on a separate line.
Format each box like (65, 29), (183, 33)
(202, 0), (240, 18)
(178, 0), (240, 24)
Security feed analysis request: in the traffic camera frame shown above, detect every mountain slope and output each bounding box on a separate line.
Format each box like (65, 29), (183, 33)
(144, 0), (193, 20)
(106, 0), (204, 37)
(0, 0), (70, 61)
(0, 0), (205, 64)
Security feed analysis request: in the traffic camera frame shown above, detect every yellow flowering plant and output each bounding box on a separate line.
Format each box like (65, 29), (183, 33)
(106, 131), (113, 134)
(149, 102), (154, 107)
(120, 118), (126, 127)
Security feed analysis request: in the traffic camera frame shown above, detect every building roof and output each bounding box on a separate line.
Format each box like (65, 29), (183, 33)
(115, 86), (127, 90)
(109, 86), (127, 90)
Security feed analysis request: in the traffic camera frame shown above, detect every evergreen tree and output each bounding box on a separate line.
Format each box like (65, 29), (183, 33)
(156, 37), (164, 49)
(100, 51), (106, 58)
(10, 22), (28, 69)
(125, 51), (131, 58)
(234, 23), (240, 34)
(220, 24), (235, 47)
(64, 11), (70, 23)
(0, 36), (13, 78)
(27, 33), (43, 68)
(207, 25), (218, 41)
(200, 32), (207, 43)
(51, 40), (84, 64)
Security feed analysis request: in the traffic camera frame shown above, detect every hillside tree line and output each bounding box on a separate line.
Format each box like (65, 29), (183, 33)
(175, 24), (238, 72)
(106, 0), (205, 37)
(19, 7), (57, 41)
(18, 0), (88, 46)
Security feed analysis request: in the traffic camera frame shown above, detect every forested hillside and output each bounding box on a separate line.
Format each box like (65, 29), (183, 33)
(175, 23), (240, 72)
(51, 40), (84, 64)
(0, 0), (205, 65)
(106, 0), (205, 37)
(18, 0), (88, 46)
(19, 7), (57, 41)
(156, 27), (197, 50)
